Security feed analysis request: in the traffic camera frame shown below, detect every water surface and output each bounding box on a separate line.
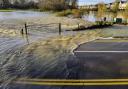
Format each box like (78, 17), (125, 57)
(83, 11), (127, 22)
(0, 11), (49, 20)
(1, 11), (128, 89)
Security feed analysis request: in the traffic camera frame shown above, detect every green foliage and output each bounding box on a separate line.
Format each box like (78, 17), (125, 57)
(0, 8), (15, 12)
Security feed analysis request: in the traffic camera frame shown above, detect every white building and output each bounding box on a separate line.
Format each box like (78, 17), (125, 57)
(103, 1), (128, 10)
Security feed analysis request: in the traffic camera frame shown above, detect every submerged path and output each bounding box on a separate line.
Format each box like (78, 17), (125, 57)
(3, 38), (128, 89)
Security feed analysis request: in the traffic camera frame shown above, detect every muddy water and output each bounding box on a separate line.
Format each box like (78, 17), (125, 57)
(0, 11), (85, 87)
(0, 11), (56, 55)
(1, 11), (128, 89)
(0, 11), (49, 24)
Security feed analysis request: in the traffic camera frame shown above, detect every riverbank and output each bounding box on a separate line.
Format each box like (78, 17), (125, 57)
(0, 11), (93, 32)
(25, 14), (93, 30)
(0, 9), (15, 12)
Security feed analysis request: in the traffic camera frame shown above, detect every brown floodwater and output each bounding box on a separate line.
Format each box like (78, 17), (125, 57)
(1, 11), (128, 89)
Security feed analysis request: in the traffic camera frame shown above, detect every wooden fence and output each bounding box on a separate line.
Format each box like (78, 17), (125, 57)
(20, 22), (62, 35)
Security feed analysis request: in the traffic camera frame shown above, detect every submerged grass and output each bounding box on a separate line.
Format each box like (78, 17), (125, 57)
(0, 9), (15, 12)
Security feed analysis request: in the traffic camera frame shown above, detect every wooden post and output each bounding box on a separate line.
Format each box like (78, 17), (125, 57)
(25, 23), (28, 35)
(59, 23), (61, 35)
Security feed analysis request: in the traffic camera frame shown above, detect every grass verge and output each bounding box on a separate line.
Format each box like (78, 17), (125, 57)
(0, 9), (15, 12)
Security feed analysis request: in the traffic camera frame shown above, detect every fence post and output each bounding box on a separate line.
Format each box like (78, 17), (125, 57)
(59, 23), (61, 35)
(25, 23), (28, 35)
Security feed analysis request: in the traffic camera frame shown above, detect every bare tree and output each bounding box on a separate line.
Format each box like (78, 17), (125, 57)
(70, 0), (78, 9)
(111, 0), (119, 12)
(123, 1), (128, 22)
(39, 0), (78, 11)
(11, 0), (37, 9)
(0, 0), (78, 10)
(97, 2), (107, 21)
(2, 0), (10, 8)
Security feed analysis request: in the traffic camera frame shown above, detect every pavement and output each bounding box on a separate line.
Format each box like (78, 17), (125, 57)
(6, 84), (128, 89)
(75, 39), (128, 51)
(3, 38), (128, 89)
(74, 39), (128, 79)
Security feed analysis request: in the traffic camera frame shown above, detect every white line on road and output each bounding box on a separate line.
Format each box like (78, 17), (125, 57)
(74, 51), (128, 53)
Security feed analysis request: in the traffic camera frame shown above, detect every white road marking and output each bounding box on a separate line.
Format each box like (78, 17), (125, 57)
(74, 51), (128, 53)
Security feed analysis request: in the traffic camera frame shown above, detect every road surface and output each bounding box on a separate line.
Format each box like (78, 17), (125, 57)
(74, 39), (128, 79)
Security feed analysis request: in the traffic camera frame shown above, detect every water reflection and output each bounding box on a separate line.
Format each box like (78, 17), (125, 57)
(24, 35), (30, 45)
(83, 11), (97, 22)
(20, 30), (30, 45)
(83, 11), (128, 22)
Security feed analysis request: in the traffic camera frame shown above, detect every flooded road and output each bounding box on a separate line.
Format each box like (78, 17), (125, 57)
(1, 11), (128, 89)
(0, 11), (86, 88)
(5, 84), (128, 89)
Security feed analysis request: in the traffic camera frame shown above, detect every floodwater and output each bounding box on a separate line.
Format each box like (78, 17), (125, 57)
(0, 11), (56, 55)
(83, 11), (127, 22)
(1, 11), (128, 89)
(0, 11), (49, 20)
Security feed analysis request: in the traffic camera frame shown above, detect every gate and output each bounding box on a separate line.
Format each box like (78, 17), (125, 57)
(23, 23), (62, 35)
